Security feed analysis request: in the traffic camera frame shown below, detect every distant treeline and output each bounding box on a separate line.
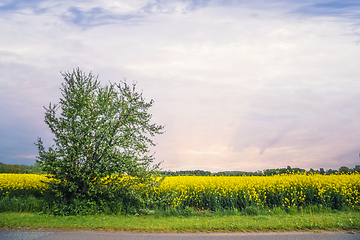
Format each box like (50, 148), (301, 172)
(160, 165), (360, 176)
(1, 162), (359, 176)
(0, 162), (44, 174)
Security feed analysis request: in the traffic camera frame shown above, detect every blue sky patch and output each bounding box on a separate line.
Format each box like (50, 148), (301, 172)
(62, 7), (143, 27)
(291, 1), (360, 19)
(0, 0), (48, 13)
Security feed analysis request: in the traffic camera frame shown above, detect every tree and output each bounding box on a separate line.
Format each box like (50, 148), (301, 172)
(0, 163), (6, 173)
(326, 168), (337, 174)
(35, 68), (164, 213)
(339, 166), (350, 174)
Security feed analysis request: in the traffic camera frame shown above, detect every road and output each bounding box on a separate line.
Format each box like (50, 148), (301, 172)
(0, 230), (359, 240)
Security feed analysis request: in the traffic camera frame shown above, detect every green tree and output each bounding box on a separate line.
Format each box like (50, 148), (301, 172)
(35, 68), (164, 214)
(353, 165), (360, 173)
(326, 168), (337, 174)
(0, 163), (7, 173)
(339, 166), (350, 174)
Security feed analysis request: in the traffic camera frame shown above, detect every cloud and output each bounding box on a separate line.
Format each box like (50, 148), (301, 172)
(60, 0), (215, 28)
(142, 0), (210, 13)
(229, 88), (360, 169)
(1, 0), (360, 172)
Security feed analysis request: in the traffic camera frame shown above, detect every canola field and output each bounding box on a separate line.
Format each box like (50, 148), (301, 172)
(154, 174), (360, 210)
(1, 173), (360, 210)
(0, 173), (50, 197)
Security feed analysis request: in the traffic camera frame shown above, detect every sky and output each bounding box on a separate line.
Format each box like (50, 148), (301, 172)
(1, 0), (360, 172)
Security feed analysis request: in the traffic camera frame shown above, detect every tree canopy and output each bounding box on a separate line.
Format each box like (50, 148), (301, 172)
(35, 68), (164, 214)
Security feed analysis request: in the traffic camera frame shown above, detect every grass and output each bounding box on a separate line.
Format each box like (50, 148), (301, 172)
(1, 208), (359, 232)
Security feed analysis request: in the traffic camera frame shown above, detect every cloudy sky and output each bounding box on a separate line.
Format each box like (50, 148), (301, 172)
(1, 0), (360, 172)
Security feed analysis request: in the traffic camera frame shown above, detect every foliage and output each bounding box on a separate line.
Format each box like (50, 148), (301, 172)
(160, 170), (212, 176)
(34, 68), (164, 214)
(2, 162), (358, 176)
(0, 195), (45, 213)
(161, 165), (360, 176)
(0, 162), (44, 174)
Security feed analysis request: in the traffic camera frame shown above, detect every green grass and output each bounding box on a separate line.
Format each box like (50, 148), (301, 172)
(1, 209), (359, 232)
(1, 195), (359, 232)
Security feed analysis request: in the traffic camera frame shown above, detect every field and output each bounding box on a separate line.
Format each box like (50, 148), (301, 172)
(153, 173), (360, 210)
(1, 173), (360, 211)
(0, 173), (359, 231)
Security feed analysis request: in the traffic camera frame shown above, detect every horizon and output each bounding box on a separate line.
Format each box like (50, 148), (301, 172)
(1, 161), (357, 174)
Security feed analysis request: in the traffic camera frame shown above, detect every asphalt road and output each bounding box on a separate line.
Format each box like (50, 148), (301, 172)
(0, 230), (359, 240)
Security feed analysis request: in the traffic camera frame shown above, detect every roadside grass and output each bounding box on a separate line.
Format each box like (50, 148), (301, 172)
(1, 208), (359, 232)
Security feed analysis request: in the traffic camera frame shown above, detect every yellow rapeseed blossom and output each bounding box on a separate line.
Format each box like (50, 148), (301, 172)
(152, 173), (360, 210)
(1, 173), (359, 210)
(0, 173), (53, 196)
